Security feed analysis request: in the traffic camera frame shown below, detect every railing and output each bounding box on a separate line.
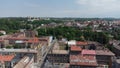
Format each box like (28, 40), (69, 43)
(0, 49), (37, 53)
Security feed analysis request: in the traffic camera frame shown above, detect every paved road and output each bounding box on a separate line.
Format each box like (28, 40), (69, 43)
(36, 39), (57, 68)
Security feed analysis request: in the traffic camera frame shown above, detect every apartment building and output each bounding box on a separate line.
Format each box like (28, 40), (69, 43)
(13, 56), (34, 68)
(47, 50), (69, 63)
(96, 50), (115, 68)
(70, 55), (97, 68)
(70, 47), (97, 68)
(0, 54), (15, 68)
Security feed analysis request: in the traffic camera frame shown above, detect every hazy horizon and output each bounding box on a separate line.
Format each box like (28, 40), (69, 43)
(1, 0), (120, 18)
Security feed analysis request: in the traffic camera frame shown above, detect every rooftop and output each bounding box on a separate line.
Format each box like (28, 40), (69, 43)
(96, 50), (115, 56)
(0, 55), (14, 62)
(0, 40), (4, 42)
(70, 55), (97, 66)
(82, 50), (96, 55)
(25, 37), (39, 43)
(13, 56), (30, 68)
(76, 41), (88, 46)
(51, 50), (69, 54)
(71, 46), (82, 51)
(113, 44), (120, 50)
(0, 49), (37, 53)
(116, 59), (120, 64)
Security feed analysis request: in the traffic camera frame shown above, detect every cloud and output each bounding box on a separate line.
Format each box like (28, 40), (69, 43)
(77, 0), (120, 10)
(23, 2), (40, 8)
(74, 0), (120, 17)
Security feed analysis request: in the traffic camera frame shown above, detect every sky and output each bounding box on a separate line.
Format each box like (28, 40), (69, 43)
(0, 0), (120, 18)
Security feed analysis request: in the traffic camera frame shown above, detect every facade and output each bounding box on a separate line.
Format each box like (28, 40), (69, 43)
(112, 43), (120, 56)
(109, 40), (120, 57)
(0, 54), (15, 68)
(70, 46), (97, 68)
(96, 50), (115, 68)
(70, 45), (82, 55)
(0, 30), (6, 35)
(114, 59), (120, 68)
(47, 50), (69, 63)
(70, 55), (97, 68)
(76, 41), (88, 49)
(13, 56), (34, 68)
(24, 30), (36, 38)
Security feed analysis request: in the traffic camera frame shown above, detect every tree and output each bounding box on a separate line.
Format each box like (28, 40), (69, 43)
(0, 33), (3, 36)
(5, 46), (13, 49)
(37, 26), (110, 44)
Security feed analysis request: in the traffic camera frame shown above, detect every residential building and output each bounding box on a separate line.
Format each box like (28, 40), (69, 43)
(13, 56), (34, 68)
(114, 59), (120, 68)
(70, 55), (97, 68)
(70, 48), (97, 68)
(70, 45), (82, 55)
(0, 54), (15, 68)
(96, 50), (115, 68)
(76, 41), (88, 49)
(47, 50), (69, 63)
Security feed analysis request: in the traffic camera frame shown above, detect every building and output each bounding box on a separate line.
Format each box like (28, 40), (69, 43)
(47, 50), (69, 63)
(96, 50), (115, 68)
(70, 45), (82, 54)
(0, 54), (15, 68)
(13, 56), (34, 68)
(112, 42), (120, 56)
(81, 50), (96, 56)
(114, 59), (120, 68)
(24, 30), (36, 38)
(70, 55), (97, 68)
(70, 48), (97, 68)
(70, 45), (97, 68)
(0, 30), (6, 35)
(67, 40), (76, 46)
(68, 41), (88, 49)
(76, 41), (88, 49)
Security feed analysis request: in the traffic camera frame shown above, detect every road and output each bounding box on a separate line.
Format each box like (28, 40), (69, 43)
(36, 39), (57, 68)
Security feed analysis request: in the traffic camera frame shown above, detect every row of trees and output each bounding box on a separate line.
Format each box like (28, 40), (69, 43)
(0, 18), (64, 34)
(0, 18), (117, 44)
(0, 18), (31, 34)
(37, 26), (110, 44)
(111, 27), (120, 40)
(0, 33), (3, 36)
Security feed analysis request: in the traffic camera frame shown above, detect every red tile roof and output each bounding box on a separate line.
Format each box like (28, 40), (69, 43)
(70, 55), (97, 66)
(0, 55), (14, 62)
(76, 41), (88, 45)
(0, 40), (4, 42)
(26, 37), (39, 43)
(82, 50), (96, 55)
(96, 50), (115, 56)
(6, 37), (26, 40)
(71, 46), (82, 51)
(6, 37), (48, 42)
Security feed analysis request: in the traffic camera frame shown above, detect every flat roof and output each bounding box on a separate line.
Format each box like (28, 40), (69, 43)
(96, 50), (115, 56)
(51, 50), (69, 54)
(70, 55), (97, 66)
